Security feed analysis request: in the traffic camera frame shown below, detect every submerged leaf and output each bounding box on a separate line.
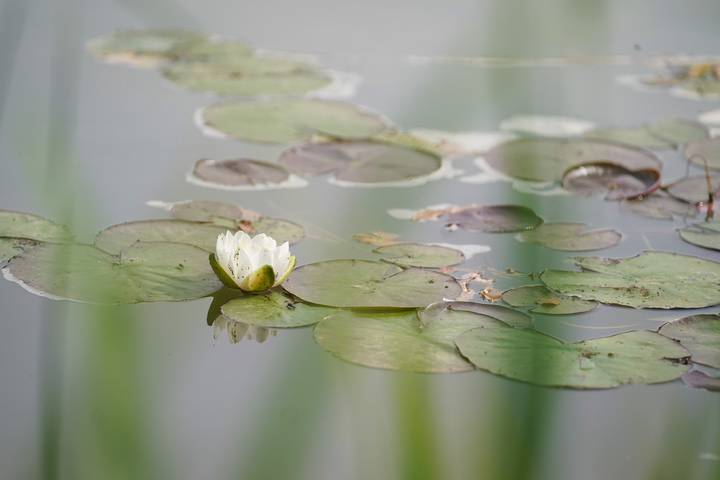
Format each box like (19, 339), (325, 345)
(190, 158), (290, 188)
(516, 223), (621, 251)
(3, 242), (221, 304)
(658, 314), (720, 368)
(541, 251), (720, 309)
(282, 259), (461, 308)
(314, 309), (505, 373)
(455, 328), (689, 389)
(502, 285), (597, 315)
(373, 243), (465, 268)
(684, 137), (720, 170)
(221, 290), (334, 328)
(201, 99), (388, 144)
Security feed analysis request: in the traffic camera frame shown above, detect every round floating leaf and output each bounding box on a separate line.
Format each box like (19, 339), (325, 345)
(167, 38), (253, 62)
(455, 328), (690, 389)
(485, 137), (661, 183)
(541, 251), (720, 309)
(666, 175), (720, 204)
(659, 314), (720, 368)
(221, 290), (335, 328)
(445, 205), (542, 233)
(679, 222), (720, 251)
(502, 285), (597, 315)
(352, 231), (400, 247)
(283, 260), (461, 308)
(516, 223), (621, 251)
(646, 119), (709, 146)
(684, 138), (720, 170)
(162, 59), (330, 96)
(279, 141), (442, 184)
(622, 193), (698, 220)
(373, 243), (464, 268)
(95, 220), (228, 254)
(0, 238), (36, 265)
(562, 162), (660, 200)
(0, 210), (71, 242)
(4, 242), (221, 304)
(190, 159), (290, 188)
(201, 99), (389, 144)
(87, 29), (205, 66)
(418, 301), (532, 329)
(252, 217), (305, 245)
(314, 309), (505, 373)
(584, 119), (708, 150)
(163, 200), (260, 224)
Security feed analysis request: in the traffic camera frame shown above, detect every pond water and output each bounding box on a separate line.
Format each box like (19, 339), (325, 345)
(1, 1), (720, 479)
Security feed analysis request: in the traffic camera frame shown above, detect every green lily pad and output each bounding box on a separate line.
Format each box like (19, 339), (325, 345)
(622, 193), (698, 220)
(659, 314), (720, 368)
(418, 301), (532, 329)
(665, 175), (720, 204)
(679, 222), (720, 251)
(561, 162), (660, 200)
(95, 219), (229, 254)
(3, 242), (221, 304)
(540, 251), (720, 309)
(282, 260), (461, 308)
(584, 119), (708, 150)
(445, 205), (543, 233)
(684, 138), (720, 170)
(162, 59), (330, 96)
(166, 38), (253, 62)
(87, 29), (205, 67)
(502, 285), (597, 315)
(0, 238), (36, 265)
(251, 218), (305, 245)
(314, 309), (506, 373)
(200, 99), (389, 144)
(221, 290), (335, 328)
(278, 141), (442, 184)
(190, 158), (290, 188)
(373, 243), (464, 268)
(455, 328), (690, 389)
(485, 137), (661, 183)
(515, 223), (621, 251)
(0, 210), (71, 242)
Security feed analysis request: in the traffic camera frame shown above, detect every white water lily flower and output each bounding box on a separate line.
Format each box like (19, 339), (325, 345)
(212, 231), (296, 292)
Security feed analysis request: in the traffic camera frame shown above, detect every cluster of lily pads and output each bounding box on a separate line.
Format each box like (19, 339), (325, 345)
(4, 29), (720, 390)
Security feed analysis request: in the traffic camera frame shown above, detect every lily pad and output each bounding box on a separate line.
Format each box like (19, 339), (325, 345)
(160, 200), (260, 224)
(584, 119), (708, 150)
(221, 290), (335, 328)
(162, 59), (330, 96)
(0, 238), (35, 265)
(373, 243), (465, 268)
(516, 223), (621, 251)
(190, 159), (290, 188)
(278, 141), (442, 184)
(95, 220), (229, 254)
(282, 259), (461, 308)
(485, 137), (661, 183)
(562, 162), (660, 200)
(455, 328), (690, 389)
(622, 193), (698, 220)
(540, 251), (720, 309)
(352, 231), (400, 247)
(314, 309), (505, 373)
(665, 175), (720, 204)
(251, 218), (305, 245)
(682, 370), (720, 392)
(201, 99), (389, 144)
(87, 29), (205, 66)
(679, 222), (720, 251)
(3, 242), (221, 304)
(659, 314), (720, 368)
(445, 205), (543, 233)
(684, 138), (720, 170)
(418, 301), (532, 329)
(502, 285), (597, 315)
(0, 210), (71, 242)
(166, 38), (253, 62)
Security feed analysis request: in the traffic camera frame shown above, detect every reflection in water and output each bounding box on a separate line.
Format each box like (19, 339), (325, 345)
(211, 315), (276, 344)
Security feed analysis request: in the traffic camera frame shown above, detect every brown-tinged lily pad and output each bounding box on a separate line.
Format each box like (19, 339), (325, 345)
(502, 285), (597, 315)
(659, 314), (720, 368)
(278, 141), (442, 184)
(3, 242), (221, 304)
(0, 210), (71, 242)
(516, 223), (621, 251)
(540, 251), (720, 309)
(87, 29), (206, 67)
(282, 259), (461, 308)
(455, 328), (690, 389)
(200, 99), (389, 144)
(679, 222), (720, 251)
(190, 158), (290, 188)
(485, 137), (662, 184)
(684, 137), (720, 170)
(682, 371), (720, 392)
(418, 301), (532, 329)
(373, 243), (465, 268)
(445, 205), (543, 233)
(622, 193), (699, 220)
(562, 162), (661, 200)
